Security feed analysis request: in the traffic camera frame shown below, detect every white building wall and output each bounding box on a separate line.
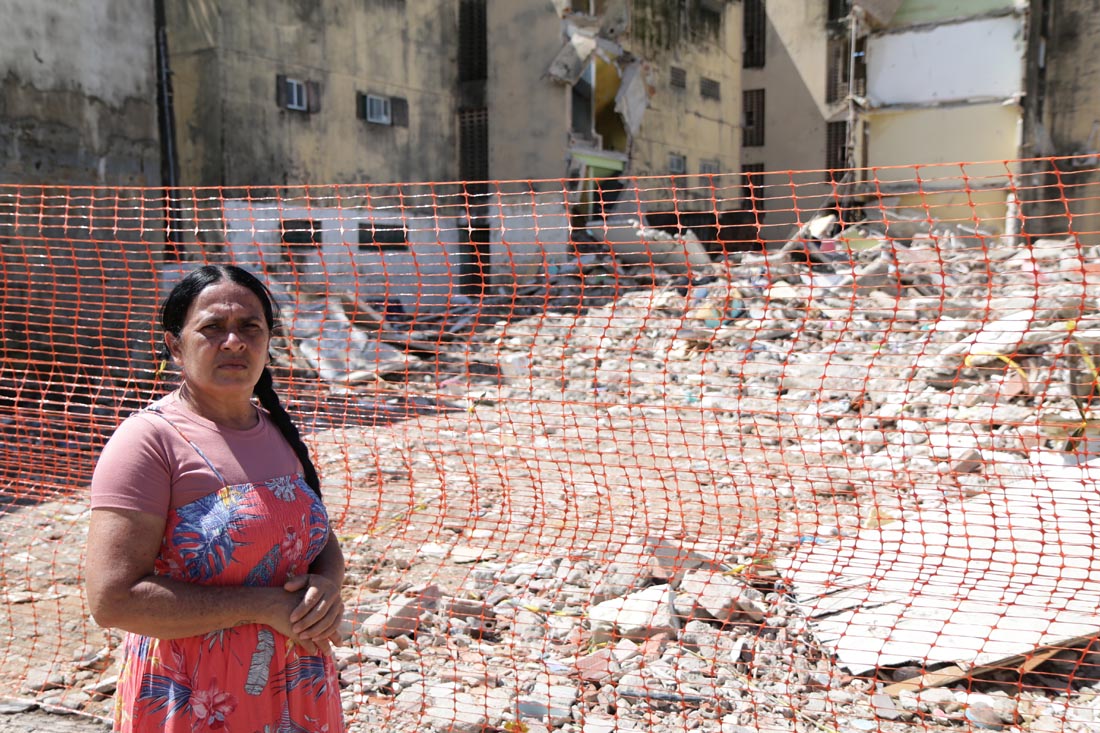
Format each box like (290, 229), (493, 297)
(866, 15), (1026, 107)
(221, 201), (462, 312)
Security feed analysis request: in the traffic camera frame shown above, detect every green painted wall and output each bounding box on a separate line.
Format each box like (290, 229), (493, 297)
(890, 0), (1016, 27)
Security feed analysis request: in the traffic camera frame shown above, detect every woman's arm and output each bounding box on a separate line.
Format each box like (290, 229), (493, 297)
(85, 507), (321, 651)
(284, 530), (346, 645)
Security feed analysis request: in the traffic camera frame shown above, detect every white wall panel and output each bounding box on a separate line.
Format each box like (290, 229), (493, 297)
(867, 15), (1025, 107)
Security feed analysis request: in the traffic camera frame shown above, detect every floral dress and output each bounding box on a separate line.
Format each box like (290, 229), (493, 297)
(112, 410), (344, 732)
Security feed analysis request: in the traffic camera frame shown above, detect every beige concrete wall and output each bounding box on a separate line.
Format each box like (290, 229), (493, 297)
(0, 0), (158, 185)
(168, 0), (458, 188)
(487, 1), (570, 182)
(629, 3), (742, 188)
(741, 0), (840, 241)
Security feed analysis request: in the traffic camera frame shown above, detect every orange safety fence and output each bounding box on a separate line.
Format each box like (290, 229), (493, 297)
(2, 157), (1100, 730)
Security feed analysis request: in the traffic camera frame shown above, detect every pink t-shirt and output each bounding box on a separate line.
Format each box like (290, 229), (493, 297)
(90, 391), (303, 517)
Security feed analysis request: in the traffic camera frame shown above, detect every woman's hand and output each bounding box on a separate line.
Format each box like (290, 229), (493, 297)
(284, 572), (345, 649)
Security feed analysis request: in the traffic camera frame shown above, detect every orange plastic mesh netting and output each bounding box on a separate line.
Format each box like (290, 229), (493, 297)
(2, 157), (1100, 731)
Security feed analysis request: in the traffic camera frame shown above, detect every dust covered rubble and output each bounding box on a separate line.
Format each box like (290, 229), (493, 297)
(23, 218), (1100, 730)
(335, 535), (1077, 733)
(465, 215), (1100, 508)
(325, 217), (1100, 731)
(336, 537), (859, 733)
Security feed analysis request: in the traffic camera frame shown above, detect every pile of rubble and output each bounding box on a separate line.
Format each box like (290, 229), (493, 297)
(18, 211), (1100, 732)
(322, 212), (1100, 731)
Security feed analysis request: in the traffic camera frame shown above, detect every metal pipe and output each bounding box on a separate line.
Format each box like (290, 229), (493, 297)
(154, 0), (182, 246)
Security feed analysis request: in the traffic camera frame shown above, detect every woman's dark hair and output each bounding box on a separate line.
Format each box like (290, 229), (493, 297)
(161, 264), (321, 497)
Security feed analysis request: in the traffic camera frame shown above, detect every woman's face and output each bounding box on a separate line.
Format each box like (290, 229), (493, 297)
(165, 280), (271, 401)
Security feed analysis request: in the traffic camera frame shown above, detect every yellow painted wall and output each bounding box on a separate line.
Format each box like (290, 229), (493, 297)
(866, 103), (1020, 182)
(887, 188), (1009, 234)
(168, 0), (458, 188)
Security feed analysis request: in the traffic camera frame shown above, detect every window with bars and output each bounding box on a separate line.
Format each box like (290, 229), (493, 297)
(700, 77), (721, 100)
(459, 107), (489, 181)
(742, 89), (765, 147)
(459, 0), (487, 83)
(743, 0), (766, 68)
(670, 66), (687, 89)
(826, 36), (865, 104)
(826, 36), (848, 104)
(826, 120), (849, 179)
(741, 163), (765, 207)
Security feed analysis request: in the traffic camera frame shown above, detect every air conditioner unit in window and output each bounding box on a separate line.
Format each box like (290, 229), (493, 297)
(365, 94), (392, 125)
(285, 78), (308, 111)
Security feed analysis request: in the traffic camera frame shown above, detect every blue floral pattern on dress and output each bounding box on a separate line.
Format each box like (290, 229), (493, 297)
(113, 474), (343, 732)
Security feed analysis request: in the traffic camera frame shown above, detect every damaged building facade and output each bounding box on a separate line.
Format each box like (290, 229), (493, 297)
(489, 1), (741, 185)
(153, 0), (745, 381)
(739, 0), (1028, 239)
(162, 0), (740, 191)
(744, 0), (1100, 246)
(487, 0), (744, 254)
(855, 0), (1029, 235)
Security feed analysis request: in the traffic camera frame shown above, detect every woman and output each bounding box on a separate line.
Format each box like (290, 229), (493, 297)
(85, 265), (346, 731)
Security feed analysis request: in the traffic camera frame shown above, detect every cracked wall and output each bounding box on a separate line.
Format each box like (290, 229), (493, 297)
(0, 0), (158, 185)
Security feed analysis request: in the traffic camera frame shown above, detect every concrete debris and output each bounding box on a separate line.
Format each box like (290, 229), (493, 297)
(614, 61), (649, 137)
(593, 215), (713, 275)
(359, 584), (442, 639)
(30, 211), (1100, 732)
(588, 584), (678, 643)
(547, 27), (598, 84)
(675, 571), (767, 624)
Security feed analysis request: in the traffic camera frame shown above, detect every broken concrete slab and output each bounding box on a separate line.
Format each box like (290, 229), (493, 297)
(360, 584), (442, 639)
(547, 27), (597, 84)
(292, 296), (415, 382)
(588, 584), (677, 644)
(777, 467), (1100, 680)
(614, 61), (650, 138)
(594, 215), (713, 275)
(518, 678), (578, 727)
(673, 570), (767, 624)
